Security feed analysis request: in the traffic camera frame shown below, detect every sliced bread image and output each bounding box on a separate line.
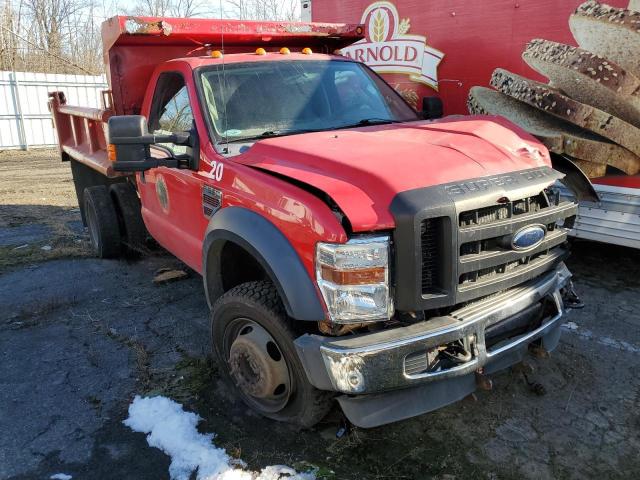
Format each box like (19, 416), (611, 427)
(570, 1), (640, 77)
(490, 68), (640, 157)
(523, 39), (640, 127)
(468, 86), (640, 174)
(572, 158), (608, 178)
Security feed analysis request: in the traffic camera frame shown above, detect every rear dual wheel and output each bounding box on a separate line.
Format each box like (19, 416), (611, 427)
(212, 281), (333, 427)
(84, 185), (121, 258)
(110, 183), (148, 255)
(83, 183), (147, 258)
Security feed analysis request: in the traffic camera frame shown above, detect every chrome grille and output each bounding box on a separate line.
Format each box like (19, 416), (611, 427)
(459, 250), (549, 285)
(419, 188), (576, 305)
(459, 193), (547, 227)
(455, 190), (573, 300)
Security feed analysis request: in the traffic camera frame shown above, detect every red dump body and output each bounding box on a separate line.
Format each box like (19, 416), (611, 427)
(101, 16), (364, 116)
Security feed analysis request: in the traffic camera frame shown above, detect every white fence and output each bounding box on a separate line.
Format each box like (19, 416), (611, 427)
(0, 71), (107, 150)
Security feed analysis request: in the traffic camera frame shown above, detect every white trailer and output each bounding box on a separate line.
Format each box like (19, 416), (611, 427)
(559, 183), (640, 249)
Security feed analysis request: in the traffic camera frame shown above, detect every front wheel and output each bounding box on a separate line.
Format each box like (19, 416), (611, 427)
(211, 281), (333, 427)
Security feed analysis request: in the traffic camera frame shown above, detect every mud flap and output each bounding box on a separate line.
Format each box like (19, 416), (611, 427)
(550, 153), (600, 203)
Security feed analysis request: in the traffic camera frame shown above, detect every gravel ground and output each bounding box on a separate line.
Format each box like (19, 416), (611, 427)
(0, 150), (639, 480)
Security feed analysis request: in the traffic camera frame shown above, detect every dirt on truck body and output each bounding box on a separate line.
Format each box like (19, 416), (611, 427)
(48, 15), (591, 428)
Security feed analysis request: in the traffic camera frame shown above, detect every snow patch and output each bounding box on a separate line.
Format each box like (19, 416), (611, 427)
(50, 474), (72, 480)
(123, 395), (315, 480)
(562, 323), (640, 353)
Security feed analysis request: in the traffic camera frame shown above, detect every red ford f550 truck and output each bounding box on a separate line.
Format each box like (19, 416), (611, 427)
(49, 16), (585, 428)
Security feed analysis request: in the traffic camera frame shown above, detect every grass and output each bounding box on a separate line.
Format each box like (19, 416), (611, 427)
(0, 149), (90, 271)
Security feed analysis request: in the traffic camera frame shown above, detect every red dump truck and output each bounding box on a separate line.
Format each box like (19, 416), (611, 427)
(49, 15), (586, 428)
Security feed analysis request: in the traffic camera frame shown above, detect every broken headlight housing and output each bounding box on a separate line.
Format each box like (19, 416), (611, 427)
(316, 235), (393, 324)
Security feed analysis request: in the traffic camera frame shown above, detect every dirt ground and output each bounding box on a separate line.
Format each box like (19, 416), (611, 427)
(1, 150), (639, 480)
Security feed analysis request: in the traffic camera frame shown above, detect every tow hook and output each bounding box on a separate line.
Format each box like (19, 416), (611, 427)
(561, 279), (585, 309)
(529, 343), (550, 359)
(475, 368), (493, 391)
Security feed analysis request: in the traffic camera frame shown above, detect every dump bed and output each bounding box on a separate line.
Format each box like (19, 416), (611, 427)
(49, 16), (364, 178)
(101, 16), (364, 116)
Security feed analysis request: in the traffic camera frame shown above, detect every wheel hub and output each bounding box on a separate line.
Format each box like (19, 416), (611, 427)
(228, 322), (290, 411)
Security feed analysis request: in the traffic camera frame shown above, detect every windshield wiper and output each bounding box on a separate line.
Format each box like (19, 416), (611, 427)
(221, 128), (316, 144)
(333, 118), (402, 131)
(219, 119), (402, 144)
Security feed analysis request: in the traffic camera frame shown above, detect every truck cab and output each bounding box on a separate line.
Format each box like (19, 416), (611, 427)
(49, 16), (579, 428)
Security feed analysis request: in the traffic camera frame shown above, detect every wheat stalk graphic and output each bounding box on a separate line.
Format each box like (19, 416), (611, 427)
(373, 10), (385, 42)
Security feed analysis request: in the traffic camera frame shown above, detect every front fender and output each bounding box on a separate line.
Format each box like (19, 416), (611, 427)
(202, 206), (325, 321)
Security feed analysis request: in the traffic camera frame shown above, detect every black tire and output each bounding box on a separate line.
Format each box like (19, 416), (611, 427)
(110, 182), (148, 255)
(84, 185), (121, 259)
(211, 281), (333, 428)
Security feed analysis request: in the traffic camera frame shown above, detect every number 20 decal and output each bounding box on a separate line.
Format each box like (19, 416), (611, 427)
(210, 161), (224, 182)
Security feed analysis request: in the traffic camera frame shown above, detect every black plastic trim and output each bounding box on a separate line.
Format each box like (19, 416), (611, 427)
(202, 206), (325, 321)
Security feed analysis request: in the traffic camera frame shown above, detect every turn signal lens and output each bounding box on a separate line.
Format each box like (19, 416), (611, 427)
(107, 144), (116, 162)
(279, 47), (290, 55)
(321, 266), (385, 285)
(211, 50), (223, 58)
(302, 47), (313, 55)
(255, 47), (266, 55)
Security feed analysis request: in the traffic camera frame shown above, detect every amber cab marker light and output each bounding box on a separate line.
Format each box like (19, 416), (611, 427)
(302, 47), (313, 55)
(107, 144), (117, 162)
(279, 47), (291, 55)
(255, 47), (266, 55)
(211, 50), (223, 58)
(320, 265), (386, 285)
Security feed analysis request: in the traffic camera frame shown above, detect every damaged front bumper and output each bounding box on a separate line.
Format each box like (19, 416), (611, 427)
(294, 262), (571, 428)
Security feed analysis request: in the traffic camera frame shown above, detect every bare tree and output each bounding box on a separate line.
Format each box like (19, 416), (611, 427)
(224, 0), (300, 21)
(1, 0), (102, 73)
(131, 0), (213, 17)
(1, 0), (301, 75)
(23, 0), (89, 57)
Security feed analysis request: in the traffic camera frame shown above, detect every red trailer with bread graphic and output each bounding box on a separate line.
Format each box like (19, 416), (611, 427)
(309, 0), (640, 248)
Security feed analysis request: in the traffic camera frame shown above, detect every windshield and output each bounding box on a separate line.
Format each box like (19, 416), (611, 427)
(198, 60), (419, 144)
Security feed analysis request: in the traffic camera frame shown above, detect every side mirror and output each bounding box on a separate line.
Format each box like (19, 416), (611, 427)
(108, 115), (151, 165)
(108, 115), (199, 172)
(421, 96), (443, 120)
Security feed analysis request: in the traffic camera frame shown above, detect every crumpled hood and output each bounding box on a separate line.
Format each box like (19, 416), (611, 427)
(235, 116), (551, 231)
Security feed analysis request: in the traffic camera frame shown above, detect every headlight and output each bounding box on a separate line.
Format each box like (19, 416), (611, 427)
(316, 235), (393, 324)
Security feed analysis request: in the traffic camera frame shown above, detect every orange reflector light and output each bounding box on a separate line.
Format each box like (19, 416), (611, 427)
(211, 50), (223, 58)
(279, 47), (291, 55)
(302, 47), (312, 55)
(255, 47), (266, 55)
(321, 266), (385, 285)
(107, 144), (116, 162)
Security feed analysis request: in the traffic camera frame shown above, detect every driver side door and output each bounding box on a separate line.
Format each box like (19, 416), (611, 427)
(138, 70), (205, 270)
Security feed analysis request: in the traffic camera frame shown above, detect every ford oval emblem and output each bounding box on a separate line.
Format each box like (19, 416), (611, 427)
(512, 225), (546, 250)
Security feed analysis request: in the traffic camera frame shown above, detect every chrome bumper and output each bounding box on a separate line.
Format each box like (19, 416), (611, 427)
(295, 263), (571, 395)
